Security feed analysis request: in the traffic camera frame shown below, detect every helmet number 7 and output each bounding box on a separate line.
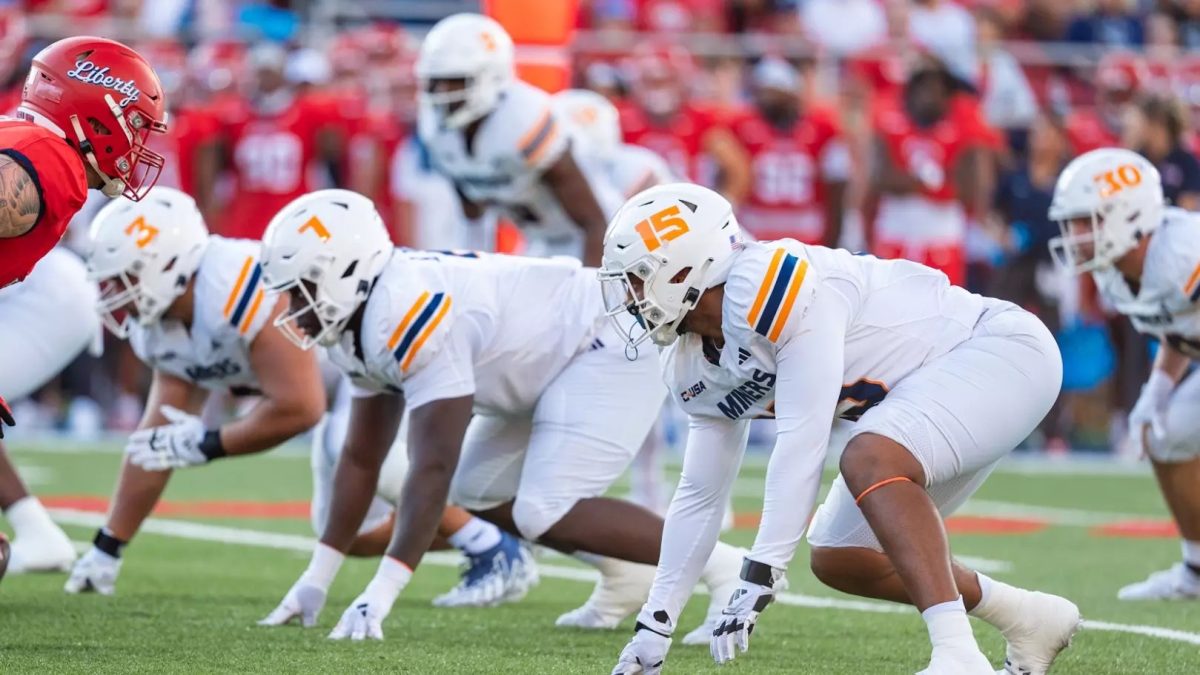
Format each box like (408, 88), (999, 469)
(635, 205), (690, 252)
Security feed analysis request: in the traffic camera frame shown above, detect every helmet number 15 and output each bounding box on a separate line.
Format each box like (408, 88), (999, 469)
(1094, 164), (1143, 199)
(635, 205), (690, 252)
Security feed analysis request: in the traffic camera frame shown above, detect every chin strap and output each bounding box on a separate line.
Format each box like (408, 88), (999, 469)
(68, 113), (126, 198)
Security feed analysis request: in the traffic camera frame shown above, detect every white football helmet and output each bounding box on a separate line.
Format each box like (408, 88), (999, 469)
(599, 183), (744, 348)
(84, 186), (209, 338)
(416, 13), (514, 129)
(1048, 148), (1164, 274)
(259, 189), (393, 350)
(552, 89), (621, 159)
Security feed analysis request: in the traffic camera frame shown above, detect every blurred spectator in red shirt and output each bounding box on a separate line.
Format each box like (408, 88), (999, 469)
(618, 44), (752, 203)
(0, 8), (27, 115)
(222, 43), (343, 239)
(846, 0), (922, 102)
(1126, 92), (1200, 210)
(1065, 52), (1144, 154)
(868, 53), (998, 287)
(729, 57), (849, 247)
(1066, 0), (1145, 46)
(637, 0), (727, 33)
(802, 0), (886, 57)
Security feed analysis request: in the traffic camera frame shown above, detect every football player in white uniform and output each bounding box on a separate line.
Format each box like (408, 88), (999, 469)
(602, 184), (1080, 675)
(0, 247), (99, 573)
(63, 186), (327, 594)
(415, 13), (622, 264)
(258, 190), (742, 643)
(1049, 148), (1200, 601)
(552, 88), (674, 200)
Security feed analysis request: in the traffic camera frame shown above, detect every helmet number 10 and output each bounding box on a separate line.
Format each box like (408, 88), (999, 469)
(1094, 164), (1143, 199)
(635, 205), (690, 252)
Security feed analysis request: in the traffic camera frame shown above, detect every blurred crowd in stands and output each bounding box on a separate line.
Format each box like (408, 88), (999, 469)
(6, 0), (1199, 455)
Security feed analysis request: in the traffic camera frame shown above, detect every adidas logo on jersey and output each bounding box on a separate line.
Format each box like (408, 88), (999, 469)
(737, 348), (751, 365)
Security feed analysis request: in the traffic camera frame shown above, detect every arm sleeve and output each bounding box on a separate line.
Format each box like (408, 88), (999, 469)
(746, 288), (850, 569)
(642, 414), (751, 623)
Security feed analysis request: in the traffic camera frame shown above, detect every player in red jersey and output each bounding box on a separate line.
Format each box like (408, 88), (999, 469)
(618, 44), (750, 203)
(222, 44), (343, 240)
(869, 54), (998, 287)
(730, 58), (850, 247)
(1, 35), (167, 572)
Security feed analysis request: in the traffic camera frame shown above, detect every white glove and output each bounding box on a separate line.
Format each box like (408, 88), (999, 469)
(1128, 369), (1174, 457)
(612, 611), (673, 675)
(258, 577), (329, 628)
(258, 544), (345, 628)
(328, 556), (411, 641)
(63, 547), (122, 595)
(126, 405), (209, 471)
(711, 560), (785, 665)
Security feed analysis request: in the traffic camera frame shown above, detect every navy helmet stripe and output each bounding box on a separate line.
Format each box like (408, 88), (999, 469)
(229, 263), (262, 328)
(394, 292), (445, 361)
(754, 254), (797, 336)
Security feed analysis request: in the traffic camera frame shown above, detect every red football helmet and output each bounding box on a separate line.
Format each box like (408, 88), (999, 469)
(17, 36), (168, 201)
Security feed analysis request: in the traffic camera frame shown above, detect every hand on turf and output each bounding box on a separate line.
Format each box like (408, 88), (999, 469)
(611, 622), (672, 675)
(0, 393), (14, 438)
(328, 590), (394, 641)
(258, 577), (328, 628)
(1128, 371), (1174, 457)
(126, 405), (208, 470)
(711, 564), (784, 665)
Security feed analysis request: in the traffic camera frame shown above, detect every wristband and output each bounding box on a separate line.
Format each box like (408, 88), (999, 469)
(199, 429), (227, 461)
(304, 542), (346, 590)
(740, 558), (784, 587)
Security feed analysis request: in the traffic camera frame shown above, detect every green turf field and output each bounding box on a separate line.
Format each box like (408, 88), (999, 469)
(2, 441), (1199, 674)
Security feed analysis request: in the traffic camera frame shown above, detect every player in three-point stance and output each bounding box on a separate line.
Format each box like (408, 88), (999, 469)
(1, 35), (168, 573)
(602, 183), (1080, 675)
(258, 189), (743, 643)
(1049, 148), (1200, 601)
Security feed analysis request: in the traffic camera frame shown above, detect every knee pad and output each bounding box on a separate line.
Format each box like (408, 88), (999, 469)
(375, 443), (410, 504)
(511, 495), (575, 541)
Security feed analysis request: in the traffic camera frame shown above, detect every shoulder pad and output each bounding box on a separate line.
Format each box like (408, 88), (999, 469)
(723, 242), (816, 346)
(364, 263), (456, 378)
(201, 237), (271, 339)
(484, 82), (568, 171)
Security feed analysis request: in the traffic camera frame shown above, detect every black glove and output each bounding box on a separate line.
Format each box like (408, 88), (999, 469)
(0, 394), (14, 439)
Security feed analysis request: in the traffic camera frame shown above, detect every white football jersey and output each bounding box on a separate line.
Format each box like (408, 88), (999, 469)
(1092, 207), (1200, 358)
(326, 249), (605, 414)
(663, 240), (986, 423)
(128, 237), (274, 392)
(419, 80), (623, 258)
(605, 144), (674, 199)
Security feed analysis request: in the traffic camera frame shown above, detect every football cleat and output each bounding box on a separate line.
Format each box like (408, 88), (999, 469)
(994, 591), (1081, 675)
(918, 645), (995, 675)
(1118, 563), (1200, 601)
(433, 532), (538, 608)
(63, 547), (122, 595)
(556, 560), (656, 630)
(6, 525), (76, 574)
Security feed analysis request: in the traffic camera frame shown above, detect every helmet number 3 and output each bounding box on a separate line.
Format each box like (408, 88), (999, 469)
(635, 205), (690, 252)
(1094, 164), (1143, 199)
(124, 216), (159, 249)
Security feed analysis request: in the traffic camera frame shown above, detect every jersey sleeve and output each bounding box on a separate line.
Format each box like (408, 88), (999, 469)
(748, 288), (849, 568)
(366, 271), (468, 407)
(200, 240), (273, 343)
(724, 244), (819, 353)
(490, 84), (570, 174)
(641, 414), (751, 622)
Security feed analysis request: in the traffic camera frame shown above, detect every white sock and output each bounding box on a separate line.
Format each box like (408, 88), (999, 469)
(968, 572), (1023, 634)
(447, 517), (503, 555)
(700, 541), (742, 588)
(922, 596), (977, 650)
(1182, 541), (1200, 573)
(4, 496), (61, 540)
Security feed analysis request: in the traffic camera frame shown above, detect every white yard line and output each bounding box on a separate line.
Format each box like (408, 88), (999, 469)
(48, 508), (1200, 646)
(958, 499), (1157, 527)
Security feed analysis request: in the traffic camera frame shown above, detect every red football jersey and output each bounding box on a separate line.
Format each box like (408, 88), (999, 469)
(224, 96), (329, 239)
(348, 109), (407, 240)
(1065, 108), (1120, 156)
(619, 101), (719, 184)
(872, 94), (998, 204)
(730, 105), (847, 244)
(0, 119), (88, 288)
(146, 105), (219, 198)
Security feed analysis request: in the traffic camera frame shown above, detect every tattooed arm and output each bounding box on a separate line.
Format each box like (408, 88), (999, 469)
(0, 154), (42, 239)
